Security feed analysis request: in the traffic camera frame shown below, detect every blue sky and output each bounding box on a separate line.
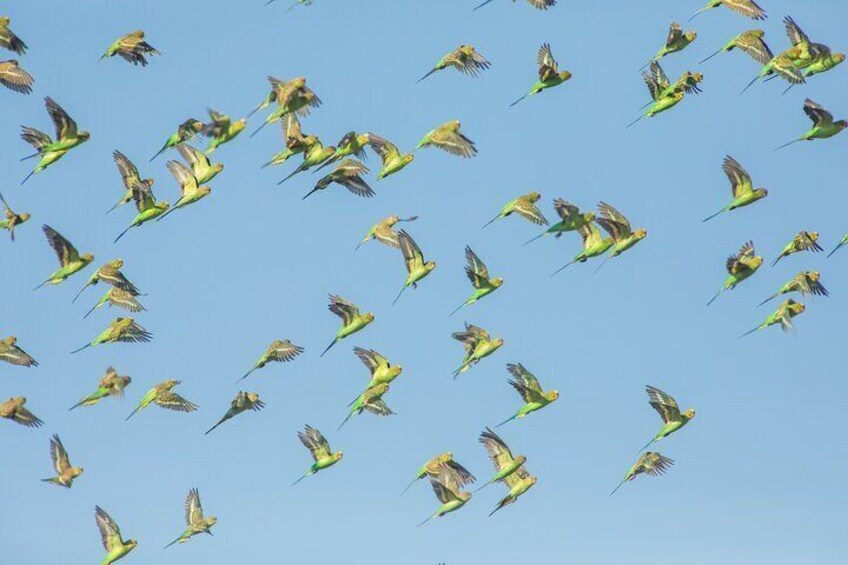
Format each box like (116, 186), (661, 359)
(2, 0), (847, 563)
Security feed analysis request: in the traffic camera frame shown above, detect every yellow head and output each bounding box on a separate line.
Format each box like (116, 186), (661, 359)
(403, 154), (414, 165)
(809, 271), (820, 281)
(234, 119), (247, 133)
(559, 70), (573, 81)
(528, 191), (541, 202)
(19, 212), (31, 222)
(81, 253), (95, 263)
(200, 187), (212, 197)
(516, 455), (528, 466)
(336, 450), (344, 460)
(110, 258), (124, 269)
(364, 312), (376, 323)
(72, 467), (84, 478)
(0, 17), (10, 26)
(494, 338), (505, 348)
(585, 211), (596, 222)
(425, 260), (437, 272)
(809, 231), (819, 241)
(751, 29), (765, 38)
(212, 163), (225, 175)
(390, 365), (403, 379)
(163, 379), (180, 389)
(550, 390), (560, 401)
(635, 228), (648, 240)
(492, 277), (504, 288)
(685, 31), (697, 42)
(207, 516), (218, 527)
(684, 408), (696, 420)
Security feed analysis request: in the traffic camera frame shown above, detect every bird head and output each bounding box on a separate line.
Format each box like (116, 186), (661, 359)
(159, 200), (170, 210)
(390, 365), (403, 379)
(808, 231), (819, 241)
(335, 450), (344, 461)
(833, 53), (846, 65)
(164, 379), (180, 389)
(491, 277), (504, 288)
(364, 312), (376, 323)
(559, 70), (573, 81)
(81, 253), (95, 264)
(528, 476), (538, 487)
(750, 29), (766, 38)
(809, 271), (820, 281)
(446, 120), (461, 131)
(0, 16), (10, 26)
(516, 455), (528, 466)
(212, 163), (225, 175)
(425, 260), (437, 272)
(684, 408), (696, 420)
(109, 258), (124, 269)
(79, 131), (91, 141)
(685, 31), (697, 42)
(246, 392), (261, 403)
(403, 154), (415, 165)
(751, 255), (764, 270)
(126, 540), (138, 551)
(460, 491), (472, 502)
(795, 303), (807, 314)
(635, 228), (648, 240)
(527, 191), (542, 202)
(73, 467), (84, 477)
(234, 119), (247, 133)
(145, 178), (155, 189)
(206, 516), (218, 527)
(200, 187), (213, 197)
(493, 338), (505, 348)
(19, 212), (31, 222)
(4, 336), (17, 345)
(550, 390), (560, 401)
(386, 215), (400, 226)
(836, 120), (848, 131)
(584, 211), (596, 222)
(441, 452), (453, 462)
(755, 188), (768, 199)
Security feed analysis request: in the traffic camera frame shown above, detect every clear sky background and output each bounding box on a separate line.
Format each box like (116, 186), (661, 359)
(2, 1), (847, 563)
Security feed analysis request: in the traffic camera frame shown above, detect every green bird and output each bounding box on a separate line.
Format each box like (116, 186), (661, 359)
(101, 30), (160, 66)
(34, 225), (94, 290)
(801, 52), (844, 79)
(474, 0), (556, 11)
(278, 139), (337, 185)
(418, 44), (490, 83)
(202, 108), (245, 154)
(107, 150), (154, 214)
(740, 298), (806, 338)
(353, 347), (403, 391)
(628, 62), (701, 128)
(21, 97), (90, 184)
(83, 288), (146, 319)
(320, 294), (375, 357)
(69, 367), (132, 410)
(367, 134), (414, 180)
(72, 259), (140, 304)
(177, 143), (224, 184)
(703, 156), (768, 222)
(401, 453), (476, 495)
(699, 29), (773, 65)
(496, 363), (559, 427)
(417, 471), (473, 527)
(452, 323), (504, 378)
(510, 43), (572, 107)
(741, 51), (806, 94)
(292, 425), (343, 486)
(262, 114), (318, 168)
(250, 76), (321, 138)
(687, 0), (766, 22)
(551, 221), (614, 275)
(0, 16), (27, 55)
(0, 396), (43, 428)
(114, 181), (170, 242)
(315, 131), (373, 171)
(0, 335), (38, 367)
(524, 199), (594, 244)
(0, 59), (34, 94)
(164, 489), (217, 549)
(593, 201), (648, 273)
(475, 427), (527, 493)
(483, 192), (548, 229)
(71, 317), (152, 354)
(393, 230), (437, 305)
(416, 120), (477, 158)
(303, 159), (373, 200)
(155, 161), (212, 222)
(338, 382), (394, 430)
(776, 99), (847, 150)
(0, 191), (30, 241)
(707, 241), (763, 305)
(126, 380), (198, 421)
(641, 22), (697, 69)
(609, 452), (674, 496)
(489, 465), (536, 516)
(150, 118), (204, 162)
(42, 434), (84, 488)
(237, 339), (304, 382)
(772, 231), (823, 266)
(248, 75), (285, 117)
(95, 506), (137, 565)
(638, 385), (696, 452)
(741, 18), (820, 93)
(828, 234), (848, 258)
(356, 215), (418, 251)
(758, 271), (828, 307)
(205, 391), (265, 435)
(449, 247), (503, 316)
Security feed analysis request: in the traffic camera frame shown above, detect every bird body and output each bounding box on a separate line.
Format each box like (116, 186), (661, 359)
(772, 231), (822, 266)
(551, 222), (613, 275)
(393, 230), (436, 305)
(450, 247), (503, 315)
(353, 347), (403, 391)
(700, 29), (773, 65)
(0, 191), (30, 241)
(496, 363), (558, 426)
(645, 22), (697, 68)
(316, 131), (372, 171)
(476, 427), (527, 492)
(609, 452), (674, 496)
(304, 159), (372, 199)
(21, 97), (90, 183)
(164, 489), (217, 548)
(250, 77), (321, 137)
(510, 43), (571, 107)
(109, 151), (154, 214)
(489, 469), (536, 516)
(474, 0), (556, 11)
(42, 434), (83, 488)
(594, 201), (647, 271)
(339, 382), (393, 430)
(238, 339), (304, 382)
(758, 271), (827, 306)
(205, 391), (264, 435)
(630, 62), (701, 126)
(101, 30), (159, 66)
(525, 199), (593, 243)
(452, 323), (504, 377)
(114, 181), (169, 242)
(72, 259), (140, 304)
(35, 225), (94, 289)
(69, 367), (131, 410)
(0, 335), (38, 367)
(367, 134), (413, 180)
(150, 119), (204, 162)
(417, 472), (472, 526)
(0, 396), (43, 427)
(155, 161), (212, 221)
(357, 215), (418, 250)
(71, 318), (152, 354)
(707, 241), (762, 305)
(0, 16), (27, 55)
(279, 140), (336, 185)
(321, 295), (375, 356)
(418, 45), (490, 83)
(293, 425), (343, 485)
(776, 99), (846, 150)
(740, 299), (806, 337)
(177, 144), (223, 184)
(639, 386), (695, 451)
(484, 192), (547, 228)
(688, 0), (766, 22)
(126, 380), (198, 420)
(95, 506), (137, 565)
(402, 453), (476, 495)
(703, 156), (768, 222)
(83, 288), (145, 319)
(203, 108), (245, 153)
(416, 120), (477, 157)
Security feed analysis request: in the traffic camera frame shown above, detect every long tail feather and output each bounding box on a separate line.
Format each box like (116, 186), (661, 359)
(113, 225), (133, 243)
(149, 145), (168, 162)
(551, 260), (575, 277)
(523, 232), (546, 246)
(828, 243), (845, 259)
(125, 406), (142, 421)
(32, 278), (51, 291)
(82, 304), (98, 319)
(609, 479), (627, 497)
(448, 302), (466, 317)
(593, 256), (612, 275)
(474, 479), (494, 493)
(495, 414), (517, 428)
(774, 138), (802, 151)
(249, 120), (270, 138)
(740, 75), (760, 95)
(625, 114), (645, 129)
(70, 343), (91, 354)
(509, 93), (528, 108)
(702, 207), (727, 222)
(301, 187), (319, 200)
(686, 8), (704, 23)
(699, 48), (723, 64)
(354, 238), (369, 251)
(782, 83), (796, 96)
(772, 255), (784, 267)
(105, 199), (124, 215)
(204, 417), (227, 435)
(482, 214), (501, 229)
(20, 170), (36, 185)
(291, 471), (311, 487)
(236, 366), (257, 383)
(738, 326), (761, 339)
(416, 68), (439, 84)
(416, 514), (435, 528)
(489, 502), (506, 517)
(163, 536), (182, 549)
(20, 152), (39, 161)
(757, 294), (778, 307)
(337, 411), (354, 431)
(391, 285), (407, 307)
(706, 289), (723, 306)
(320, 338), (338, 357)
(636, 437), (655, 454)
(400, 477), (418, 496)
(473, 0), (496, 9)
(277, 167), (303, 185)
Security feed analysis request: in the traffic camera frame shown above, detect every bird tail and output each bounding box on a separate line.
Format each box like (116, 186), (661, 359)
(82, 303), (99, 319)
(452, 364), (467, 379)
(125, 405), (142, 421)
(277, 166), (303, 185)
(448, 302), (466, 317)
(550, 260), (576, 277)
(236, 366), (257, 383)
(522, 232), (546, 246)
(68, 398), (88, 411)
(70, 343), (91, 354)
(593, 256), (612, 275)
(781, 83), (796, 96)
(71, 283), (91, 305)
(699, 48), (724, 64)
(400, 477), (419, 496)
(488, 501), (507, 517)
(774, 138), (802, 151)
(609, 478), (628, 497)
(702, 207), (727, 223)
(32, 278), (51, 291)
(149, 144), (168, 162)
(291, 469), (313, 487)
(771, 255), (784, 267)
(509, 93), (528, 108)
(337, 411), (355, 431)
(204, 417), (228, 435)
(495, 414), (517, 428)
(740, 75), (760, 95)
(249, 120), (271, 139)
(757, 294), (778, 307)
(113, 225), (133, 243)
(706, 288), (723, 306)
(624, 114), (645, 130)
(391, 285), (407, 307)
(320, 338), (338, 357)
(686, 8), (704, 23)
(301, 187), (320, 200)
(354, 238), (369, 251)
(738, 325), (761, 339)
(416, 513), (436, 528)
(472, 0), (496, 10)
(474, 479), (494, 493)
(247, 101), (266, 118)
(827, 242), (845, 259)
(20, 152), (40, 161)
(416, 68), (439, 84)
(482, 214), (501, 229)
(163, 536), (182, 549)
(636, 437), (655, 454)
(20, 170), (36, 185)
(105, 199), (123, 215)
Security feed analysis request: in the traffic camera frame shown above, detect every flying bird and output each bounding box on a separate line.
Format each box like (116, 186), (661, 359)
(401, 453), (476, 495)
(21, 97), (90, 184)
(108, 150), (154, 214)
(352, 347), (403, 391)
(155, 161), (213, 222)
(126, 380), (198, 421)
(496, 363), (559, 426)
(609, 452), (674, 496)
(758, 271), (828, 307)
(452, 323), (504, 378)
(775, 99), (847, 150)
(33, 225), (94, 290)
(0, 16), (27, 54)
(356, 215), (418, 250)
(828, 234), (848, 258)
(393, 229), (437, 305)
(476, 427), (527, 492)
(418, 45), (490, 83)
(0, 191), (30, 241)
(551, 221), (613, 275)
(524, 199), (594, 244)
(628, 62), (702, 128)
(449, 247), (503, 316)
(150, 119), (204, 162)
(237, 339), (304, 382)
(338, 382), (393, 430)
(474, 0), (556, 11)
(772, 231), (822, 266)
(113, 181), (170, 242)
(417, 471), (473, 527)
(488, 466), (536, 516)
(202, 108), (245, 153)
(703, 156), (768, 222)
(83, 288), (146, 319)
(593, 201), (648, 272)
(205, 391), (265, 435)
(315, 131), (373, 171)
(638, 385), (695, 452)
(367, 134), (414, 180)
(164, 489), (217, 548)
(304, 159), (372, 200)
(277, 139), (336, 185)
(292, 425), (343, 485)
(95, 506), (137, 565)
(483, 192), (548, 229)
(641, 22), (697, 69)
(707, 241), (763, 305)
(262, 114), (317, 168)
(68, 367), (132, 410)
(0, 335), (38, 367)
(320, 294), (375, 356)
(699, 29), (773, 65)
(740, 299), (806, 338)
(177, 143), (224, 184)
(416, 120), (477, 158)
(101, 30), (160, 66)
(510, 43), (572, 107)
(71, 259), (140, 304)
(0, 59), (34, 94)
(0, 396), (43, 428)
(70, 318), (152, 354)
(41, 434), (84, 488)
(250, 77), (321, 138)
(688, 0), (766, 22)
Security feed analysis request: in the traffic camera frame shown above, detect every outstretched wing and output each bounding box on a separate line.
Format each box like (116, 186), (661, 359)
(440, 460), (476, 488)
(166, 160), (199, 195)
(45, 97), (78, 140)
(554, 199), (580, 221)
(783, 15), (809, 47)
(50, 434), (71, 474)
(645, 385), (682, 424)
(537, 42), (558, 80)
(514, 196), (548, 225)
(398, 229), (424, 271)
(185, 488), (204, 527)
(298, 425), (331, 462)
(803, 99), (834, 128)
(366, 134), (399, 165)
(735, 30), (773, 65)
(116, 320), (152, 344)
(597, 201), (632, 239)
(42, 225), (80, 267)
(328, 294), (359, 325)
(726, 0), (766, 20)
(177, 143), (211, 170)
(665, 22), (683, 48)
(464, 246), (490, 288)
(95, 506), (122, 552)
(507, 363), (543, 394)
(0, 343), (38, 367)
(155, 390), (198, 412)
(479, 427), (517, 473)
(0, 61), (34, 94)
(722, 155), (753, 199)
(113, 150), (142, 190)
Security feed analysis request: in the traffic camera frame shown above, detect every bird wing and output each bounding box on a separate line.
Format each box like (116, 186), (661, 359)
(42, 225), (80, 266)
(107, 289), (145, 312)
(722, 155), (753, 199)
(0, 61), (33, 94)
(527, 0), (556, 9)
(794, 232), (823, 253)
(397, 229), (424, 271)
(353, 347), (384, 375)
(801, 274), (828, 297)
(479, 428), (516, 472)
(363, 397), (394, 416)
(155, 390), (197, 412)
(282, 113), (304, 142)
(50, 434), (71, 474)
(45, 97), (78, 140)
(130, 181), (155, 212)
(95, 506), (122, 552)
(440, 460), (476, 488)
(299, 425), (331, 461)
(328, 294), (359, 325)
(643, 453), (675, 476)
(269, 340), (303, 362)
(727, 241), (756, 275)
(513, 197), (548, 225)
(452, 327), (481, 354)
(506, 363), (544, 394)
(645, 385), (682, 424)
(116, 320), (152, 343)
(553, 199), (579, 221)
(373, 224), (401, 248)
(576, 223), (603, 248)
(598, 201), (633, 236)
(113, 150), (142, 190)
(166, 160), (199, 195)
(429, 128), (477, 158)
(10, 405), (42, 427)
(366, 134), (399, 165)
(803, 99), (834, 128)
(430, 477), (460, 504)
(177, 119), (203, 141)
(508, 379), (547, 405)
(665, 22), (683, 48)
(503, 466), (530, 489)
(537, 42), (559, 80)
(0, 343), (37, 367)
(464, 246), (490, 288)
(783, 15), (809, 47)
(203, 108), (230, 138)
(726, 0), (766, 20)
(736, 31), (773, 65)
(185, 488), (204, 527)
(177, 143), (211, 170)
